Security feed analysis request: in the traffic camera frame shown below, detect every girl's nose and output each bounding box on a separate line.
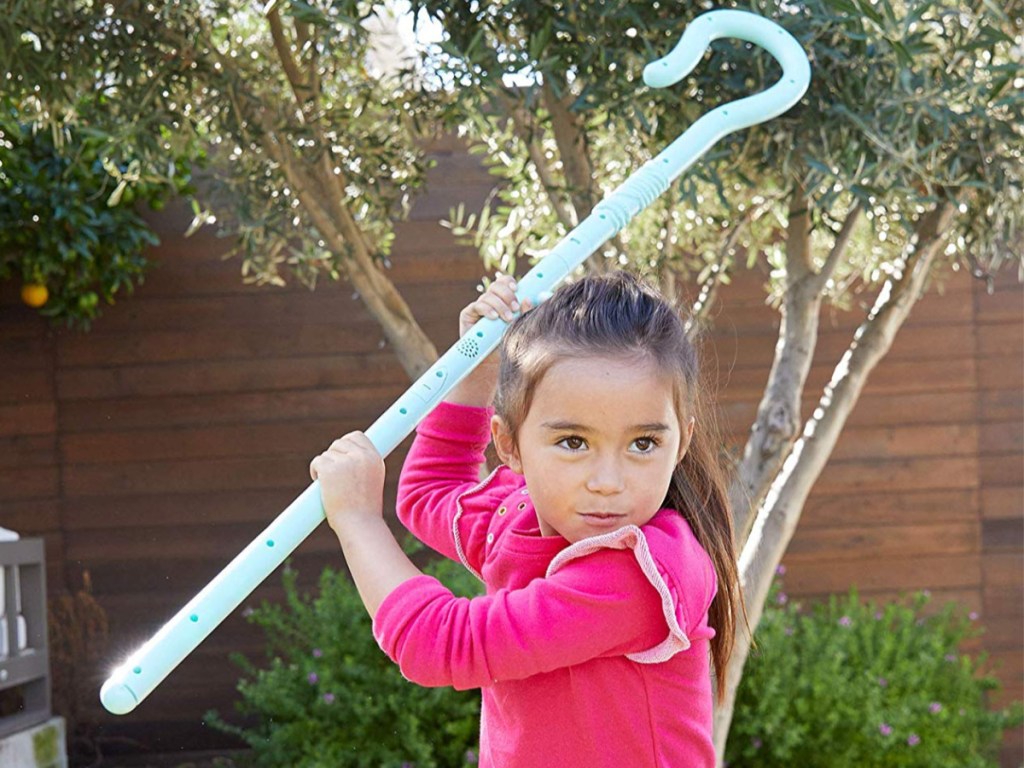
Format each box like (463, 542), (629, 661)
(585, 457), (626, 495)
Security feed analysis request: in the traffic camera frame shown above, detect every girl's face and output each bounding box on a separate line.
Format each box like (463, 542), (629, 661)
(492, 354), (694, 542)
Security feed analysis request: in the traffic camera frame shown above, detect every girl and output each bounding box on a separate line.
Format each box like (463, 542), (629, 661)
(310, 271), (742, 767)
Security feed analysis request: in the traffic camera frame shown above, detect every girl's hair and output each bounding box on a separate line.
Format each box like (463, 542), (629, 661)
(495, 271), (744, 695)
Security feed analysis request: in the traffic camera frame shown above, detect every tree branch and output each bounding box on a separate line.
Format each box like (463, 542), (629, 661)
(810, 202), (863, 293)
(713, 200), (956, 758)
(730, 184), (823, 542)
(496, 91), (578, 232)
(267, 7), (313, 112)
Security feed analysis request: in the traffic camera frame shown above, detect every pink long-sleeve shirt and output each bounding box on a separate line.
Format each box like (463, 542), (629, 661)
(372, 402), (718, 767)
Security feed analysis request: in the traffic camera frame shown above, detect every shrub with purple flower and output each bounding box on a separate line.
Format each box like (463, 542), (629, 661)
(206, 544), (484, 767)
(725, 578), (1022, 767)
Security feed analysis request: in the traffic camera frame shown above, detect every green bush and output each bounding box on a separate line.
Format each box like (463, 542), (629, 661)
(207, 551), (483, 768)
(726, 571), (1023, 767)
(0, 116), (191, 327)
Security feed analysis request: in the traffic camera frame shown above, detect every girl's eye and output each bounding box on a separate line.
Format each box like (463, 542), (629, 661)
(632, 436), (660, 453)
(557, 436), (587, 451)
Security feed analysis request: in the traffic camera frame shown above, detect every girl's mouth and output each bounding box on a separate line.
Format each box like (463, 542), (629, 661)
(579, 512), (626, 526)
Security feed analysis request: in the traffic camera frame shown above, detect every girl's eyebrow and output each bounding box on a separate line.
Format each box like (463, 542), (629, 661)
(540, 420), (671, 433)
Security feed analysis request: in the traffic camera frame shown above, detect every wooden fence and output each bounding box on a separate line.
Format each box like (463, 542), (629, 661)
(1, 136), (1020, 764)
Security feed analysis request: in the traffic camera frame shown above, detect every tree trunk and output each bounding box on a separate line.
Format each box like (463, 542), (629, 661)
(712, 201), (955, 763)
(730, 198), (863, 541)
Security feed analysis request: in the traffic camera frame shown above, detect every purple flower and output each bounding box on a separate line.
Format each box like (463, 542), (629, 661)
(878, 677), (888, 688)
(875, 611), (884, 620)
(323, 693), (335, 704)
(969, 611), (979, 621)
(907, 733), (920, 746)
(776, 564), (786, 576)
(777, 592), (788, 605)
(752, 738), (763, 750)
(784, 626), (795, 636)
(465, 750), (478, 764)
(945, 654), (957, 663)
(307, 672), (319, 684)
(879, 723), (893, 736)
(313, 648), (323, 658)
(929, 702), (942, 714)
(839, 616), (852, 627)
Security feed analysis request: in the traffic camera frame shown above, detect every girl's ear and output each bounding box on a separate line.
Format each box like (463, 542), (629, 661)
(490, 415), (523, 474)
(677, 416), (696, 463)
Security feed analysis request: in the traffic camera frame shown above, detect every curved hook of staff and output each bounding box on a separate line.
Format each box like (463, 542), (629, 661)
(100, 9), (810, 715)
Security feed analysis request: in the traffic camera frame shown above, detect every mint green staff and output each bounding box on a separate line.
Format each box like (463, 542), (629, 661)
(100, 9), (811, 716)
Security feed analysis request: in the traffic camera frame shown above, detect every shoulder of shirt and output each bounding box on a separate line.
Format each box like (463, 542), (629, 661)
(459, 464), (526, 508)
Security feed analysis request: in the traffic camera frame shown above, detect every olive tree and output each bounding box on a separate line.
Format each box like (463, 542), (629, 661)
(1, 0), (443, 375)
(413, 0), (1022, 757)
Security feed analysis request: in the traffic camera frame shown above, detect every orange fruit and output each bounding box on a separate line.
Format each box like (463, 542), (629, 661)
(21, 283), (49, 308)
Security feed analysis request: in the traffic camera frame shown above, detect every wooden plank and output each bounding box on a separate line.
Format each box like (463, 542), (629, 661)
(720, 391), (978, 433)
(0, 466), (59, 501)
(829, 423), (977, 461)
(715, 357), (977, 400)
(0, 370), (53, 404)
(984, 650), (1023, 709)
(974, 284), (1024, 324)
(708, 323), (978, 373)
(982, 586), (1023, 650)
(779, 553), (981, 596)
(85, 549), (339, 599)
(981, 486), (1023, 521)
(408, 182), (499, 221)
(785, 521), (978, 562)
(56, 351), (408, 401)
(0, 338), (54, 370)
(801, 488), (978, 529)
(54, 315), (459, 368)
(62, 454), (323, 498)
(65, 520), (344, 561)
(0, 499), (61, 533)
(982, 552), (1023, 588)
(62, 278), (482, 335)
(977, 320), (1023, 360)
(60, 421), (387, 464)
(0, 403), (56, 437)
(58, 385), (405, 433)
(0, 434), (56, 468)
(137, 248), (485, 298)
(980, 421), (1023, 455)
(979, 389), (1023, 422)
(980, 455), (1024, 487)
(978, 359), (1024, 391)
(813, 456), (978, 495)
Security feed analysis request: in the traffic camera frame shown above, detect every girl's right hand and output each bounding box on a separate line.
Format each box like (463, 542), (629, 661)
(448, 274), (531, 407)
(458, 273), (529, 336)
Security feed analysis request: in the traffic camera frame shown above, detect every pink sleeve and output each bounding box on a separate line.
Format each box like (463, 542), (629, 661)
(372, 548), (667, 690)
(397, 402), (516, 573)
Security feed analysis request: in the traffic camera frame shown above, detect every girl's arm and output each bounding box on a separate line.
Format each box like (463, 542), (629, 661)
(395, 275), (531, 567)
(372, 545), (684, 690)
(311, 430), (421, 617)
(311, 435), (692, 687)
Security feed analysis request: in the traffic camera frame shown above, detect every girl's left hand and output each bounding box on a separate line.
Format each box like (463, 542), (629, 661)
(310, 431), (386, 532)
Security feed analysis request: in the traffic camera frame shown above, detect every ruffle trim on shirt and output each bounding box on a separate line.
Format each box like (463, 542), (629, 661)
(451, 466), (502, 582)
(545, 525), (691, 664)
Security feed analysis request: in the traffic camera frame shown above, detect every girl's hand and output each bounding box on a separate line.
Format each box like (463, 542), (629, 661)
(310, 432), (385, 533)
(458, 273), (530, 336)
(448, 274), (532, 407)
